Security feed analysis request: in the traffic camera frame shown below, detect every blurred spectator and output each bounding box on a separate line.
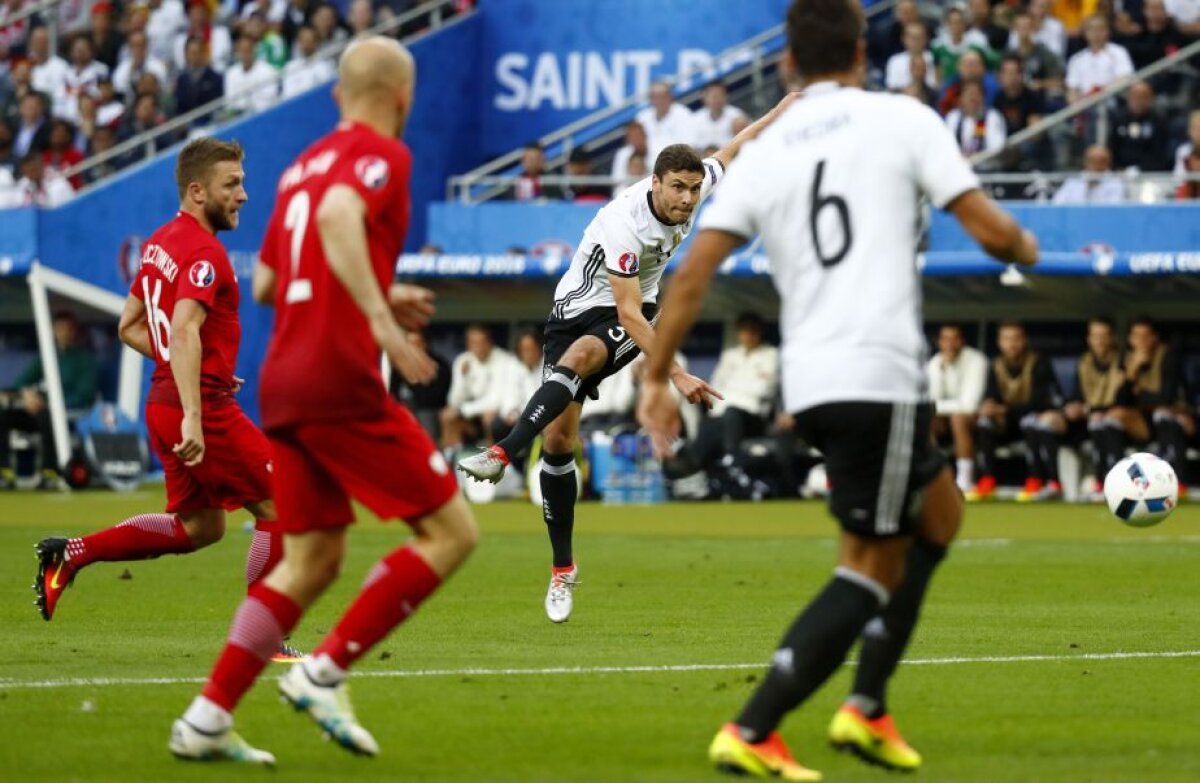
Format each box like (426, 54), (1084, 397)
(928, 323), (988, 493)
(0, 311), (97, 488)
(57, 0), (92, 36)
(932, 6), (991, 85)
(175, 36), (224, 124)
(1013, 0), (1068, 57)
(946, 81), (1006, 156)
(134, 71), (169, 114)
(83, 124), (122, 184)
(869, 0), (931, 68)
(389, 330), (451, 441)
(690, 82), (747, 150)
(1065, 15), (1134, 104)
(1110, 80), (1171, 170)
(58, 35), (109, 123)
(937, 49), (998, 116)
(0, 119), (14, 173)
(173, 0), (232, 74)
(635, 80), (693, 162)
(119, 92), (170, 161)
(310, 3), (348, 49)
(505, 141), (563, 201)
(494, 329), (544, 448)
(995, 54), (1047, 137)
(281, 0), (317, 48)
(563, 148), (607, 202)
(1116, 317), (1193, 483)
(28, 27), (70, 100)
(1120, 0), (1187, 95)
(440, 324), (520, 451)
(347, 0), (374, 38)
(1009, 11), (1067, 95)
(708, 312), (779, 448)
(1052, 0), (1101, 41)
(1063, 316), (1125, 500)
(92, 76), (124, 127)
(281, 25), (335, 98)
(145, 0), (188, 65)
(224, 34), (277, 115)
(1164, 0), (1200, 35)
(1053, 143), (1128, 202)
(613, 151), (646, 198)
(970, 321), (1065, 502)
(968, 0), (1008, 51)
(610, 120), (647, 186)
(244, 11), (288, 69)
(1174, 109), (1200, 174)
(13, 150), (74, 206)
(886, 21), (938, 94)
(13, 92), (49, 159)
(0, 0), (33, 55)
(42, 118), (84, 188)
(2, 60), (38, 128)
(578, 363), (637, 433)
(89, 1), (124, 70)
(113, 30), (169, 99)
(1174, 144), (1200, 198)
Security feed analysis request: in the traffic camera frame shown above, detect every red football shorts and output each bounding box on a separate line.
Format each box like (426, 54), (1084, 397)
(267, 400), (458, 533)
(146, 400), (272, 515)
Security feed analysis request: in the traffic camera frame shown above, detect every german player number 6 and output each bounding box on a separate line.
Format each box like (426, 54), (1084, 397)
(810, 160), (853, 269)
(284, 191), (314, 304)
(141, 276), (172, 361)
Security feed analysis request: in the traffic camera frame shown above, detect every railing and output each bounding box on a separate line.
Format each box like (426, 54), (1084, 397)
(448, 0), (902, 204)
(971, 38), (1200, 169)
(59, 0), (470, 188)
(977, 171), (1200, 202)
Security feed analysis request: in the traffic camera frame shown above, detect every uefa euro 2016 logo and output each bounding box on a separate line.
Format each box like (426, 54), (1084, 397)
(189, 260), (216, 288)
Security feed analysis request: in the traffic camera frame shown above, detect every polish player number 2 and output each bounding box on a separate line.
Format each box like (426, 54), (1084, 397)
(141, 277), (171, 361)
(284, 191), (313, 303)
(810, 160), (853, 269)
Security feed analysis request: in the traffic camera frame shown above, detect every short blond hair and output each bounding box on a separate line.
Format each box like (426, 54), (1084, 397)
(175, 137), (244, 200)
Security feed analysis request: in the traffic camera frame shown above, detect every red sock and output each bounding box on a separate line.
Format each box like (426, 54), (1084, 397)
(313, 546), (442, 669)
(66, 513), (194, 569)
(244, 525), (283, 588)
(201, 584), (302, 711)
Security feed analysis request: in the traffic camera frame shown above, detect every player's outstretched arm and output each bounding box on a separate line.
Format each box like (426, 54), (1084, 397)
(637, 228), (744, 455)
(251, 262), (277, 305)
(947, 190), (1038, 267)
(117, 295), (155, 359)
(316, 184), (435, 384)
(711, 92), (799, 170)
(170, 298), (208, 466)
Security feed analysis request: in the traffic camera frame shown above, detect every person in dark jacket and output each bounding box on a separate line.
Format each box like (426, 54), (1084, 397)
(389, 330), (452, 442)
(174, 36), (223, 126)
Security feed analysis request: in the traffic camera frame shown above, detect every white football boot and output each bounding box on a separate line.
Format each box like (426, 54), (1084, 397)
(544, 567), (579, 623)
(168, 719), (276, 765)
(278, 663), (380, 756)
(456, 446), (509, 484)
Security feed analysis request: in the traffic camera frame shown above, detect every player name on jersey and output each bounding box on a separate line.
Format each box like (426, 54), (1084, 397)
(140, 243), (180, 284)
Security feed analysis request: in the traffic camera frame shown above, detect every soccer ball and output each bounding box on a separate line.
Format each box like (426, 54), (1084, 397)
(1103, 453), (1178, 527)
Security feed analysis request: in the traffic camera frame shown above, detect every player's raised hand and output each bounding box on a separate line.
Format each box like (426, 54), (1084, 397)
(670, 371), (723, 410)
(174, 413), (205, 466)
(637, 379), (682, 459)
(388, 284), (436, 331)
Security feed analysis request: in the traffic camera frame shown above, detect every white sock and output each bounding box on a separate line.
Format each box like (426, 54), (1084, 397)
(183, 695), (232, 733)
(956, 458), (973, 491)
(303, 653), (348, 686)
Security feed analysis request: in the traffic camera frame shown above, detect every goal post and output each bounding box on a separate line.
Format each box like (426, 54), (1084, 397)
(26, 262), (144, 469)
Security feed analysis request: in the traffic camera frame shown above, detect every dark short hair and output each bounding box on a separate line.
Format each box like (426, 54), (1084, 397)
(1000, 53), (1023, 71)
(1129, 315), (1158, 335)
(786, 0), (863, 79)
(52, 309), (79, 324)
(568, 148), (589, 164)
(465, 323), (493, 339)
(175, 137), (244, 200)
(519, 326), (544, 344)
(998, 320), (1025, 333)
(735, 312), (764, 331)
(653, 143), (703, 180)
(939, 323), (964, 337)
(1088, 315), (1115, 331)
(524, 141), (544, 152)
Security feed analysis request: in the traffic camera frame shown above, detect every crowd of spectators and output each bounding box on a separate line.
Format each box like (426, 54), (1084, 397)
(507, 0), (1200, 205)
(0, 0), (473, 206)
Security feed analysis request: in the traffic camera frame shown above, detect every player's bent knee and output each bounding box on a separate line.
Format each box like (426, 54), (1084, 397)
(918, 469), (963, 547)
(559, 336), (607, 375)
(178, 509), (225, 549)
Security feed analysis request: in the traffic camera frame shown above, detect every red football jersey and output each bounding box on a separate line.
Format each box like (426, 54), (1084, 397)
(259, 121), (411, 430)
(130, 211), (241, 408)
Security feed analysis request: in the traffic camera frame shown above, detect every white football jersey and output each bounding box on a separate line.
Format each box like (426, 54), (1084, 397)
(699, 83), (980, 413)
(552, 158), (724, 320)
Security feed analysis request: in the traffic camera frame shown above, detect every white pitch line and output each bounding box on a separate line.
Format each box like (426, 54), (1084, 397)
(2, 649), (1198, 691)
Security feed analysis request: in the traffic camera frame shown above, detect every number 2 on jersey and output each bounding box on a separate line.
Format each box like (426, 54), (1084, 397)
(810, 160), (853, 268)
(284, 191), (313, 303)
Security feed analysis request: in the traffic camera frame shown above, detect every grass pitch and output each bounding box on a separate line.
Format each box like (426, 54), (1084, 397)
(1, 489), (1199, 782)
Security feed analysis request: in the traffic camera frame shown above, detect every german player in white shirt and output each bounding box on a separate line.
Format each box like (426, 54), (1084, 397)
(639, 0), (1037, 778)
(927, 324), (988, 492)
(458, 93), (798, 623)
